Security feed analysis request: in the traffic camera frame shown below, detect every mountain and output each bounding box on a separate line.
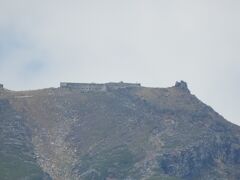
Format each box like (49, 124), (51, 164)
(0, 81), (240, 180)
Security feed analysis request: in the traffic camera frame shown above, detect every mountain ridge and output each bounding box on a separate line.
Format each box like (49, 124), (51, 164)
(0, 81), (240, 180)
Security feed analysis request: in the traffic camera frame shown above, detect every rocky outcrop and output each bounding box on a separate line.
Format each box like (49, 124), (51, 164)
(175, 80), (190, 93)
(158, 135), (240, 179)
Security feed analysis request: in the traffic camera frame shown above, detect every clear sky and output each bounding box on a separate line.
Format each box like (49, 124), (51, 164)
(0, 0), (239, 125)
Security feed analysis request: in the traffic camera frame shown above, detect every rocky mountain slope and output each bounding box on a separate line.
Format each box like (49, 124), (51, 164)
(0, 81), (240, 180)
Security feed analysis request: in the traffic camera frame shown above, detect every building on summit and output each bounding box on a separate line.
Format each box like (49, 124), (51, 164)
(60, 82), (141, 92)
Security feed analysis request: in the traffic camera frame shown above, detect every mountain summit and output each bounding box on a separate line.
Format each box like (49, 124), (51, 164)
(0, 82), (240, 180)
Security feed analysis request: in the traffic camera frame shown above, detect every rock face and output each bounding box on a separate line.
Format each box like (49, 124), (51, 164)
(0, 82), (240, 180)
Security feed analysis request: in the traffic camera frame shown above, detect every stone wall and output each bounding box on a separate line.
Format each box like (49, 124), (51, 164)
(106, 82), (141, 90)
(60, 82), (141, 92)
(60, 83), (107, 92)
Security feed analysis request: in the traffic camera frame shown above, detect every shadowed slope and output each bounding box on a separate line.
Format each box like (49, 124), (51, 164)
(0, 98), (51, 180)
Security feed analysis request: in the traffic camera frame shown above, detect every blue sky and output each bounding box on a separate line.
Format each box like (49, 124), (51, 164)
(0, 0), (240, 125)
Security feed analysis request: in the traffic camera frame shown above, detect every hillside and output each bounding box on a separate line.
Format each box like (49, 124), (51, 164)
(0, 81), (240, 180)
